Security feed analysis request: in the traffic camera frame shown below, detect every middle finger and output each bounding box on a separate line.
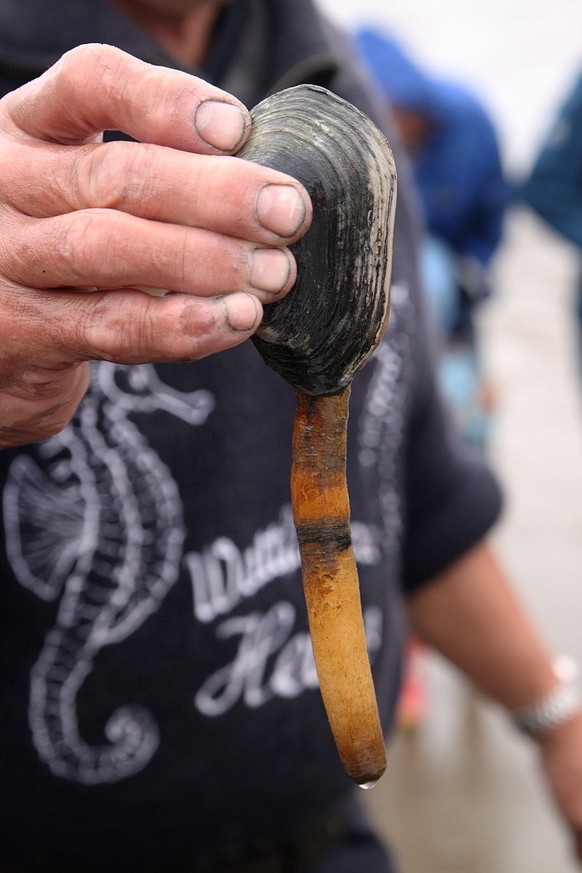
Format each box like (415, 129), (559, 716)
(3, 139), (312, 244)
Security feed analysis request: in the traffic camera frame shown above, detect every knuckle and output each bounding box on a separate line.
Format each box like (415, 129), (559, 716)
(51, 45), (106, 102)
(171, 296), (219, 359)
(75, 292), (158, 361)
(58, 210), (132, 285)
(77, 141), (140, 210)
(162, 225), (193, 290)
(55, 44), (121, 83)
(0, 206), (21, 264)
(85, 294), (223, 363)
(58, 210), (105, 282)
(51, 45), (138, 132)
(131, 295), (209, 361)
(57, 44), (100, 72)
(106, 143), (166, 213)
(72, 297), (123, 360)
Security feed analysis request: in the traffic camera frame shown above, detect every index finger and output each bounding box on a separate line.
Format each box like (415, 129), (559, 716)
(3, 43), (251, 154)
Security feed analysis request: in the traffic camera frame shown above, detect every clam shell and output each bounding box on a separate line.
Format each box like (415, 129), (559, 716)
(238, 85), (397, 396)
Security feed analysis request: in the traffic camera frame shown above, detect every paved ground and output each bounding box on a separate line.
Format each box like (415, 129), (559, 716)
(315, 1), (582, 869)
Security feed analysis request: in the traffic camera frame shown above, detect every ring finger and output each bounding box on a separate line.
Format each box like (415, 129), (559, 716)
(7, 208), (297, 300)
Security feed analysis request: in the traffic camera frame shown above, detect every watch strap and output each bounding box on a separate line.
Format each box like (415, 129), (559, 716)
(511, 659), (581, 738)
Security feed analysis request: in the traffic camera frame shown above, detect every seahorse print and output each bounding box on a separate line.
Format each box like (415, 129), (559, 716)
(3, 362), (214, 784)
(358, 282), (415, 556)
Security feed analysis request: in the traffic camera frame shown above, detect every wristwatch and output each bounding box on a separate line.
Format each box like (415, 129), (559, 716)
(511, 656), (582, 738)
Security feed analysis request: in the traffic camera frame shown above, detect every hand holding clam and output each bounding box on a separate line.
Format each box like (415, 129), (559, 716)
(0, 45), (312, 445)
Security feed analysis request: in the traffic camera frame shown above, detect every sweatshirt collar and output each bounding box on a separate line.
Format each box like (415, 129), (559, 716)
(0, 0), (339, 101)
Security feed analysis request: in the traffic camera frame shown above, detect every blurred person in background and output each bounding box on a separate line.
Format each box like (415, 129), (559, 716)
(521, 68), (582, 373)
(355, 27), (510, 451)
(0, 2), (582, 873)
(354, 26), (511, 731)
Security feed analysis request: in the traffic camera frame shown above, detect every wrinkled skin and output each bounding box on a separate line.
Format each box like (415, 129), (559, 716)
(0, 43), (311, 446)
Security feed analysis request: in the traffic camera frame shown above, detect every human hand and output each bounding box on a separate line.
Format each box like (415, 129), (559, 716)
(538, 711), (582, 863)
(0, 43), (312, 446)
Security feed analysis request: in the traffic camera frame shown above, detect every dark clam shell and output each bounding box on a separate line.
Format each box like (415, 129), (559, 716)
(238, 85), (397, 396)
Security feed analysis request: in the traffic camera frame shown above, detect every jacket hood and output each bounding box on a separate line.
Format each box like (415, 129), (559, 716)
(354, 27), (437, 114)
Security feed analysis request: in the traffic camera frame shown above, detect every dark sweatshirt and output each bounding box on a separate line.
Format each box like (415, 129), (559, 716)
(0, 2), (502, 870)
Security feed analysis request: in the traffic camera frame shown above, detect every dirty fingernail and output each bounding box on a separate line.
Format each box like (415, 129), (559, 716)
(222, 293), (261, 332)
(195, 100), (248, 151)
(256, 184), (308, 237)
(250, 248), (292, 294)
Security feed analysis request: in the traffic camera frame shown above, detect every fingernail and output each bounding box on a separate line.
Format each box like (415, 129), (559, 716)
(195, 100), (248, 151)
(256, 184), (308, 237)
(250, 248), (292, 294)
(222, 293), (261, 332)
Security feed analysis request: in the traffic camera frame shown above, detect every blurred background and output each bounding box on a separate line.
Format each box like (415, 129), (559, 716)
(318, 1), (582, 871)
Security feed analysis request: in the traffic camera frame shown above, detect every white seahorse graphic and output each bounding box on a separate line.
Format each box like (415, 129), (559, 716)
(3, 362), (214, 785)
(359, 282), (414, 554)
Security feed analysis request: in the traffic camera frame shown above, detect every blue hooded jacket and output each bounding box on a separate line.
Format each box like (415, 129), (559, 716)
(355, 28), (509, 272)
(521, 70), (582, 250)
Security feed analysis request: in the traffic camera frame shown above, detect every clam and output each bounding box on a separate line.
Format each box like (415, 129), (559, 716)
(238, 85), (397, 786)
